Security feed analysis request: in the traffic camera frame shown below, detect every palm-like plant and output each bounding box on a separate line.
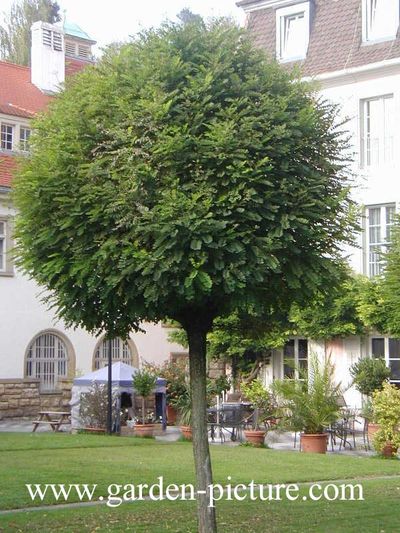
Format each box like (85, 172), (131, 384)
(273, 355), (341, 434)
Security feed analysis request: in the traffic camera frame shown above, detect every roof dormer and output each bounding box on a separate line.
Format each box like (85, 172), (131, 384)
(64, 21), (96, 62)
(275, 1), (310, 62)
(362, 0), (399, 44)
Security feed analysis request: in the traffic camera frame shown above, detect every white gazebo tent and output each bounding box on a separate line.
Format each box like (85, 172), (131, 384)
(70, 362), (167, 431)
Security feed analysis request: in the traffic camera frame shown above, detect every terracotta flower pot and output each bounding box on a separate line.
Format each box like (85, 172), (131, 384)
(180, 425), (192, 441)
(244, 430), (266, 447)
(134, 424), (155, 437)
(301, 433), (328, 454)
(382, 442), (398, 458)
(167, 405), (177, 425)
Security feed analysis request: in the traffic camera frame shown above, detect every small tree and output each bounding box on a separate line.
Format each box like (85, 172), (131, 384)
(349, 357), (390, 397)
(0, 0), (60, 65)
(15, 19), (356, 532)
(132, 369), (156, 424)
(241, 379), (274, 430)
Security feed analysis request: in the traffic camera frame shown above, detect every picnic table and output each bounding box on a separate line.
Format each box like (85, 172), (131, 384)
(32, 411), (71, 432)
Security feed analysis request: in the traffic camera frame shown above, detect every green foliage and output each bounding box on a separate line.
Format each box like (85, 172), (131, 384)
(14, 17), (356, 339)
(349, 357), (390, 397)
(170, 384), (192, 426)
(0, 0), (60, 65)
(213, 375), (231, 396)
(132, 368), (156, 425)
(144, 359), (187, 402)
(289, 273), (384, 339)
(381, 222), (400, 336)
(372, 382), (400, 455)
(132, 369), (156, 398)
(273, 355), (341, 434)
(241, 379), (275, 430)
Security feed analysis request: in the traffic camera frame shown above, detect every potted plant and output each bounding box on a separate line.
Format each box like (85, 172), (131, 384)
(372, 382), (400, 457)
(350, 357), (390, 440)
(241, 379), (274, 446)
(170, 384), (192, 440)
(273, 355), (341, 454)
(132, 369), (157, 437)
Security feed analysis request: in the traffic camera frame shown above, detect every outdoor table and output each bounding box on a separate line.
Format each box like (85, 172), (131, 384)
(32, 411), (71, 432)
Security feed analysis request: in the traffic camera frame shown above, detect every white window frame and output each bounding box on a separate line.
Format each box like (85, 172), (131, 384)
(276, 2), (310, 62)
(365, 204), (395, 277)
(283, 338), (308, 379)
(1, 123), (14, 151)
(362, 0), (400, 43)
(371, 337), (400, 385)
(26, 332), (69, 392)
(93, 337), (134, 370)
(360, 94), (394, 169)
(19, 127), (31, 152)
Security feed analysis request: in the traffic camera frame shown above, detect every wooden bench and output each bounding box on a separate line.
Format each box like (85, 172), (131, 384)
(32, 411), (71, 432)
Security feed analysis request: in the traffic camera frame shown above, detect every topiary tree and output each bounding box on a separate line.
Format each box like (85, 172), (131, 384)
(349, 357), (390, 397)
(132, 369), (157, 425)
(14, 18), (356, 532)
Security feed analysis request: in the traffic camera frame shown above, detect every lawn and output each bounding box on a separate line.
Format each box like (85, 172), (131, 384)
(0, 433), (399, 532)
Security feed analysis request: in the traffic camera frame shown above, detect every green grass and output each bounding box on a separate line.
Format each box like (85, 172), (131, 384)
(0, 433), (400, 531)
(1, 479), (400, 532)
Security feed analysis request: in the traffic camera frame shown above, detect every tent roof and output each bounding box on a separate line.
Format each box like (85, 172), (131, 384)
(73, 362), (166, 391)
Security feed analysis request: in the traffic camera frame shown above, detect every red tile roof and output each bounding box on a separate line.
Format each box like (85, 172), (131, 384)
(0, 154), (17, 188)
(0, 60), (52, 119)
(0, 57), (91, 188)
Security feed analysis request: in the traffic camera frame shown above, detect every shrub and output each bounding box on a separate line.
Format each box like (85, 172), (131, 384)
(350, 357), (390, 397)
(372, 382), (400, 455)
(79, 382), (117, 429)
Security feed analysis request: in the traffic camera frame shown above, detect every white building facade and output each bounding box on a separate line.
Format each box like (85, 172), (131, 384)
(238, 0), (400, 405)
(0, 22), (185, 419)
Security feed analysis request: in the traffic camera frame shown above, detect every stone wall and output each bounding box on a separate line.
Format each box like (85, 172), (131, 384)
(0, 379), (72, 419)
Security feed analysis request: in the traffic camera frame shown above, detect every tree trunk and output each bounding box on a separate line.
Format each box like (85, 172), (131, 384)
(186, 323), (217, 533)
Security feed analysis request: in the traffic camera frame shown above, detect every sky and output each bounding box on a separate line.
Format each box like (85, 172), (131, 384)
(0, 0), (246, 53)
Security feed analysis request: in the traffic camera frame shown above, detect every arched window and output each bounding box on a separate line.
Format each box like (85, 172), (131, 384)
(93, 338), (136, 370)
(26, 332), (69, 391)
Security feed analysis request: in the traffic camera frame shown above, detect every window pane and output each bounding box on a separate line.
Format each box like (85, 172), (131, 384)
(283, 12), (305, 58)
(94, 338), (133, 369)
(19, 128), (31, 151)
(368, 0), (398, 40)
(372, 338), (385, 358)
(283, 339), (295, 358)
(26, 333), (68, 391)
(389, 360), (400, 381)
(1, 124), (13, 150)
(389, 338), (400, 359)
(298, 339), (308, 358)
(298, 358), (308, 372)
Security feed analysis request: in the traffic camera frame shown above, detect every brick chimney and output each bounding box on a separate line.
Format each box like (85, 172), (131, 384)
(31, 21), (65, 93)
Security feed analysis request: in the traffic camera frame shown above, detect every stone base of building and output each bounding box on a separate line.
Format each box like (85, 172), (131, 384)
(0, 379), (72, 420)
